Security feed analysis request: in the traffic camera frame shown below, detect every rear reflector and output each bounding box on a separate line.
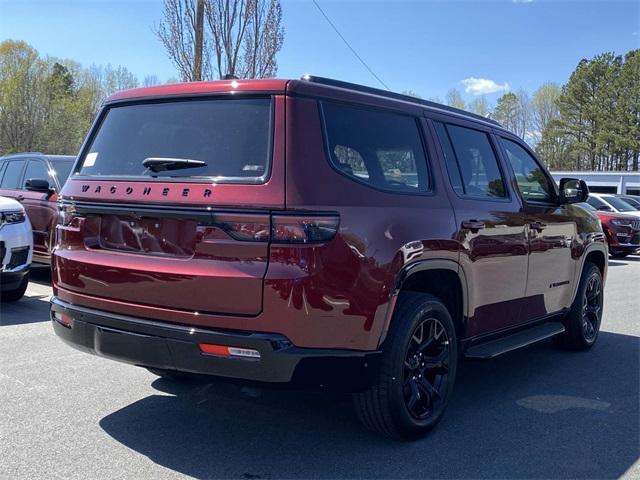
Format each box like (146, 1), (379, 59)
(198, 343), (261, 359)
(53, 311), (73, 327)
(271, 214), (340, 244)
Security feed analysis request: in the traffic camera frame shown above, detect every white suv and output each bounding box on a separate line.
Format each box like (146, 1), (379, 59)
(0, 196), (32, 301)
(587, 193), (640, 218)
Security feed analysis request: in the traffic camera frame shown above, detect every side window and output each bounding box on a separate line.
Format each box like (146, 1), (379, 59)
(501, 138), (555, 203)
(587, 196), (608, 210)
(322, 102), (429, 192)
(0, 161), (26, 189)
(434, 122), (506, 199)
(22, 160), (50, 188)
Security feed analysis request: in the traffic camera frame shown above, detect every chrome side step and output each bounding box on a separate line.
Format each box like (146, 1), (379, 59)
(464, 322), (565, 359)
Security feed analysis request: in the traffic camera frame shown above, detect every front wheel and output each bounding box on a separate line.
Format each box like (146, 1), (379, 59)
(353, 292), (457, 440)
(557, 262), (604, 350)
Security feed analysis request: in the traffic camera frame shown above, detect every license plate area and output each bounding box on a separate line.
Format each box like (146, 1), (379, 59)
(94, 214), (198, 257)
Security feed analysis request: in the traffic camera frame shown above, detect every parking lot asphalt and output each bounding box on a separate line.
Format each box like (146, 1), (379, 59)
(1, 258), (639, 480)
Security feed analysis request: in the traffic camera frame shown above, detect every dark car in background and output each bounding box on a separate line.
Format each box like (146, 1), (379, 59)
(0, 153), (75, 264)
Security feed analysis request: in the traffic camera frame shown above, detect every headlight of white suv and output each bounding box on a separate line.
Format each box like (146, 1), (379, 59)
(1, 210), (26, 224)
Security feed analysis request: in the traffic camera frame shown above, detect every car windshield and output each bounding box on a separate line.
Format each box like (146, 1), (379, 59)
(77, 98), (273, 183)
(604, 196), (637, 212)
(51, 161), (74, 184)
(579, 202), (597, 211)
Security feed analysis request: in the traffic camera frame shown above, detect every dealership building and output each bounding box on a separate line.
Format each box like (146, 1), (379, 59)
(550, 171), (640, 195)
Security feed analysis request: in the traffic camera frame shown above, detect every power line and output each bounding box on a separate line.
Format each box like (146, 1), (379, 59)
(311, 0), (390, 91)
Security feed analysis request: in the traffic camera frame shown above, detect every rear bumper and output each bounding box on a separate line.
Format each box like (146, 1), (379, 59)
(50, 297), (381, 390)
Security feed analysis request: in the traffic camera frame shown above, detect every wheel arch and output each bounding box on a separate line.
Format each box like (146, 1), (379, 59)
(378, 259), (468, 347)
(569, 243), (608, 307)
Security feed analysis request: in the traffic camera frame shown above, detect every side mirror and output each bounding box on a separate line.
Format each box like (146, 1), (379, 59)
(25, 178), (53, 193)
(597, 205), (613, 212)
(559, 178), (588, 204)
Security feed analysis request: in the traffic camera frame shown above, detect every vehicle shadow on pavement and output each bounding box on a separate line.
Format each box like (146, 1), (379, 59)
(0, 266), (52, 326)
(99, 331), (639, 479)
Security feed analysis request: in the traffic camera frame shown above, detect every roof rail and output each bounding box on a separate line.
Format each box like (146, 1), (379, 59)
(300, 75), (502, 127)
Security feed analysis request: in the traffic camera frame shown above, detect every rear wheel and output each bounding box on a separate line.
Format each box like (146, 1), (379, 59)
(557, 262), (603, 350)
(353, 292), (457, 440)
(1, 272), (29, 302)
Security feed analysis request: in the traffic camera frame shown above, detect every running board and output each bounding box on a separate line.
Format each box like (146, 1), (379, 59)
(464, 322), (565, 359)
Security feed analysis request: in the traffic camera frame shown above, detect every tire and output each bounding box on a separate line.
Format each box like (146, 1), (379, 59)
(353, 292), (458, 440)
(146, 367), (196, 382)
(557, 262), (603, 351)
(1, 272), (29, 302)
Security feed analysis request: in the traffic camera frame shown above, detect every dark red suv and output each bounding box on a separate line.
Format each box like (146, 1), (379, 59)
(50, 77), (607, 439)
(0, 153), (75, 263)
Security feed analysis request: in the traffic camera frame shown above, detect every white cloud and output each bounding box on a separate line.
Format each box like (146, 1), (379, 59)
(461, 77), (510, 95)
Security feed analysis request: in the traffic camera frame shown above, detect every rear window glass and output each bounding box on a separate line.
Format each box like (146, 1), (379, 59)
(77, 98), (273, 182)
(321, 102), (429, 192)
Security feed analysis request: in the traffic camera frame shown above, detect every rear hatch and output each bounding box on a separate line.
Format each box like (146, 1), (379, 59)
(54, 94), (285, 316)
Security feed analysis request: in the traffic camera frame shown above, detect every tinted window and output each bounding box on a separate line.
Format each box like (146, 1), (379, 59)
(0, 161), (25, 189)
(603, 196), (636, 212)
(22, 160), (49, 188)
(501, 138), (555, 202)
(435, 123), (506, 199)
(51, 160), (74, 186)
(322, 102), (429, 192)
(587, 196), (609, 210)
(78, 98), (273, 182)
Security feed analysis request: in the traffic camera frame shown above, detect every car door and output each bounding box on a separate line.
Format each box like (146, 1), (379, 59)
(0, 159), (27, 202)
(20, 158), (56, 258)
(498, 135), (577, 319)
(430, 119), (529, 337)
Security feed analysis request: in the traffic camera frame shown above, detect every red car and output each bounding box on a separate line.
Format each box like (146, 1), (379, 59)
(0, 153), (75, 264)
(50, 77), (607, 439)
(582, 202), (640, 257)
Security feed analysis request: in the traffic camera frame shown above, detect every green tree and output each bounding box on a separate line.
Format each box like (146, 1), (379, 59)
(0, 40), (48, 153)
(492, 92), (519, 133)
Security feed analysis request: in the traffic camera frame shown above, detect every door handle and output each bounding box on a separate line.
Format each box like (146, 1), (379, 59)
(529, 222), (546, 232)
(15, 194), (24, 202)
(461, 220), (486, 233)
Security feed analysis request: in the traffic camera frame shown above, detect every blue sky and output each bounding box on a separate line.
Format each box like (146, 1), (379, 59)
(0, 0), (637, 103)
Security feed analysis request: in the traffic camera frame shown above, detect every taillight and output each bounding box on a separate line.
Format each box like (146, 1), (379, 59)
(271, 214), (340, 244)
(215, 213), (270, 242)
(58, 204), (77, 226)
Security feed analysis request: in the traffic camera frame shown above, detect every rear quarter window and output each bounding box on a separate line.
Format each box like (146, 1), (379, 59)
(320, 102), (430, 193)
(77, 97), (273, 183)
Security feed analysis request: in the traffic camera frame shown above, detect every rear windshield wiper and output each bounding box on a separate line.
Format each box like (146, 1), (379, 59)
(142, 157), (208, 172)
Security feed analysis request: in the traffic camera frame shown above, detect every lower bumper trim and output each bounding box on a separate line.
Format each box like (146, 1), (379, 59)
(50, 297), (381, 390)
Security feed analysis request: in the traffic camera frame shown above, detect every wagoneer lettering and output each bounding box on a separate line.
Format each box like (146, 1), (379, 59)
(50, 76), (607, 440)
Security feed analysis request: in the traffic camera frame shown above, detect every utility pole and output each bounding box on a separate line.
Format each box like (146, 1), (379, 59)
(193, 0), (205, 81)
